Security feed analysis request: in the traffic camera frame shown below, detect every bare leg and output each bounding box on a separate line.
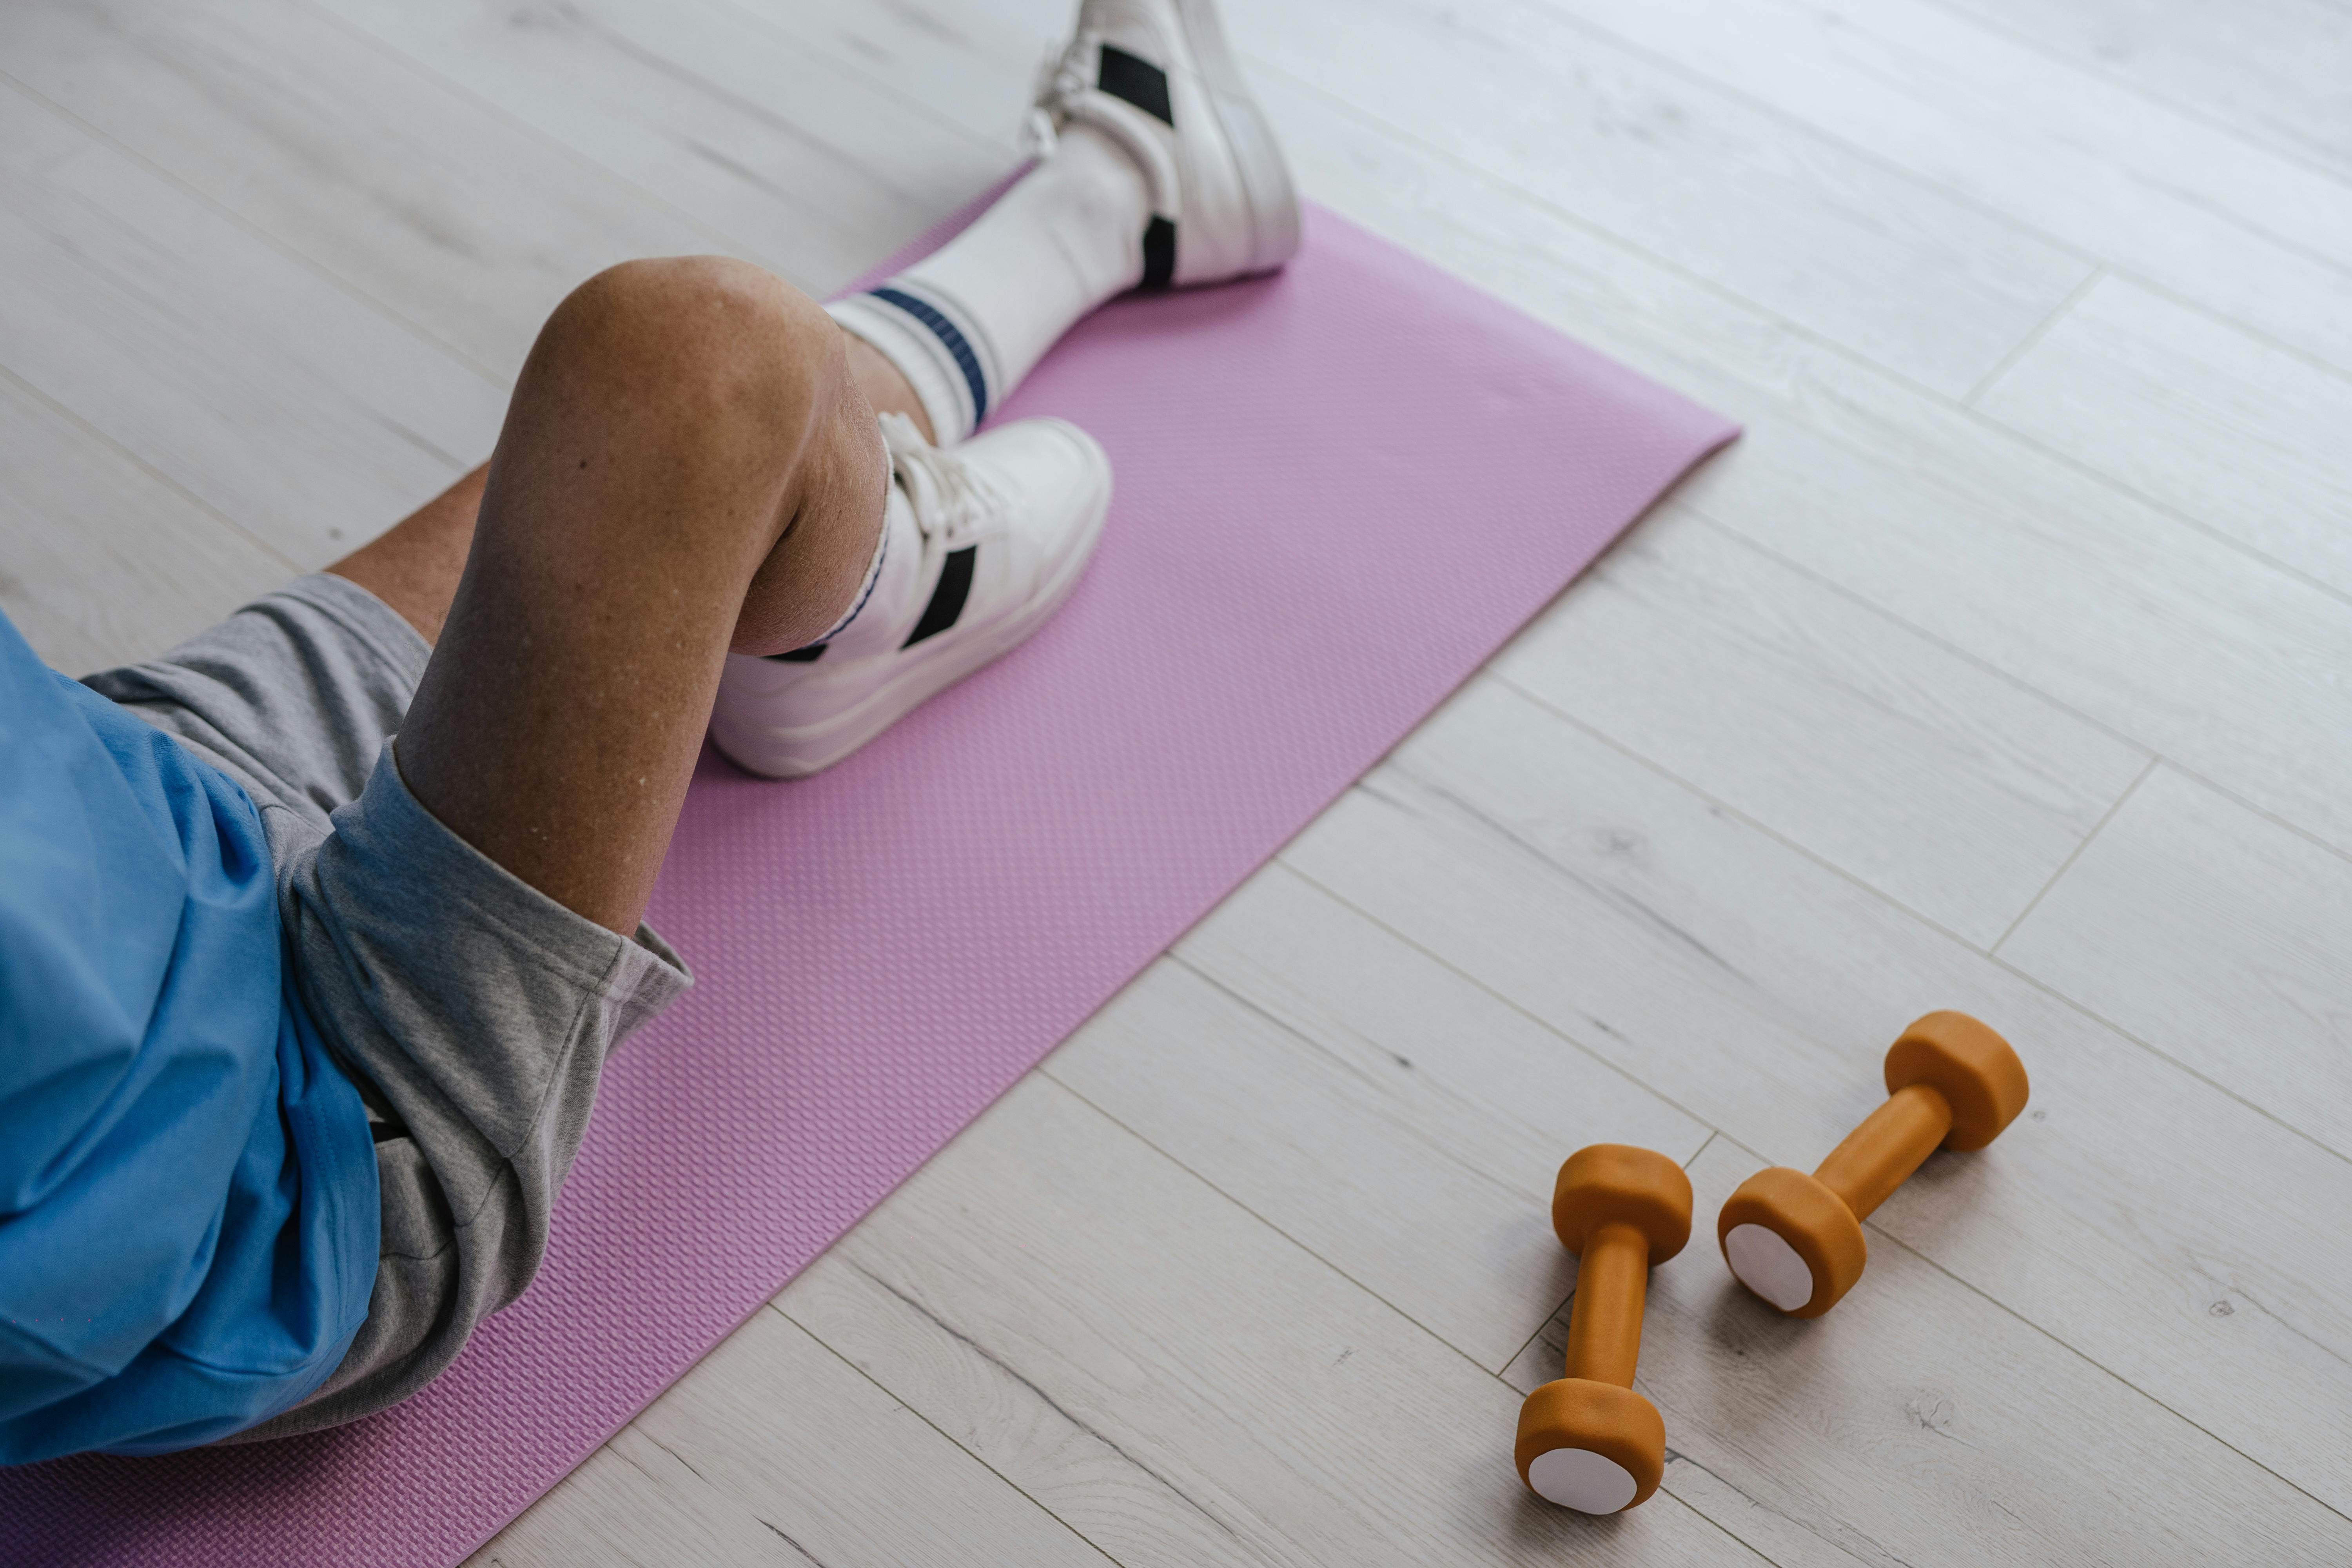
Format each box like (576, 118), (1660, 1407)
(330, 257), (889, 935)
(329, 465), (485, 644)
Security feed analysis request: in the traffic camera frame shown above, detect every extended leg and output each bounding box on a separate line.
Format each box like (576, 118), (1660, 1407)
(827, 0), (1300, 446)
(334, 256), (888, 935)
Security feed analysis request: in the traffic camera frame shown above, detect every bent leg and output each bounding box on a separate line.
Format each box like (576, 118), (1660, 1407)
(346, 256), (889, 935)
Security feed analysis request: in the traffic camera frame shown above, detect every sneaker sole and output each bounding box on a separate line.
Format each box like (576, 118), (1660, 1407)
(1171, 0), (1301, 277)
(710, 451), (1112, 779)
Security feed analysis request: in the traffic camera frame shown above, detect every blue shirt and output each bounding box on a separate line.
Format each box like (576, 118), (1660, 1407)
(0, 610), (378, 1461)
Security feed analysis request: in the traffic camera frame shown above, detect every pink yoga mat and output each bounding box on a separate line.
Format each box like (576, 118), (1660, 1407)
(2, 198), (1735, 1566)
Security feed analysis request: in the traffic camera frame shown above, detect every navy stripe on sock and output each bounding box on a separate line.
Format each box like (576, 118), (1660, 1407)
(868, 287), (989, 425)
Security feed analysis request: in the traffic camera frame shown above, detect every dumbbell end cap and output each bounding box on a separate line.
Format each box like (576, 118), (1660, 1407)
(1724, 1221), (1813, 1311)
(1552, 1144), (1695, 1263)
(1515, 1378), (1666, 1512)
(1717, 1167), (1867, 1318)
(1886, 1012), (2029, 1151)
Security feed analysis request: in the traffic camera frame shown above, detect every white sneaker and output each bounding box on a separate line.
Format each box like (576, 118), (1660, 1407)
(1031, 0), (1301, 289)
(711, 413), (1112, 779)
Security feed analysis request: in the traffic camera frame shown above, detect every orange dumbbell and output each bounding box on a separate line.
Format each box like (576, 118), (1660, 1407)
(1719, 1011), (2028, 1318)
(1515, 1144), (1692, 1514)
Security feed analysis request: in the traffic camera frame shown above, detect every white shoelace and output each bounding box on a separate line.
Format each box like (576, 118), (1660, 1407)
(1023, 30), (1181, 220)
(880, 412), (1005, 550)
(1023, 32), (1096, 159)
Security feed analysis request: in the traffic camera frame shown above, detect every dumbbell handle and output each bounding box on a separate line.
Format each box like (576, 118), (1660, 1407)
(1813, 1082), (1953, 1221)
(1562, 1221), (1650, 1388)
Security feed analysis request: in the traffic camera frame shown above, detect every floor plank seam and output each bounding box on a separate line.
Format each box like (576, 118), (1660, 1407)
(1981, 944), (2352, 1174)
(1957, 396), (2352, 616)
(1961, 264), (2107, 406)
(1266, 844), (1724, 1122)
(1495, 1310), (1570, 1386)
(1154, 954), (1582, 1206)
(1853, 1205), (2352, 1529)
(1036, 1066), (1540, 1390)
(767, 1290), (1149, 1567)
(1650, 1449), (1815, 1566)
(2140, 755), (2352, 884)
(630, 1424), (836, 1568)
(2065, 255), (2352, 399)
(1987, 753), (2158, 953)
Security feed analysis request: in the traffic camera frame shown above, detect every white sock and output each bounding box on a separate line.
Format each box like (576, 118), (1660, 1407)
(818, 479), (926, 657)
(829, 125), (1151, 443)
(795, 486), (897, 647)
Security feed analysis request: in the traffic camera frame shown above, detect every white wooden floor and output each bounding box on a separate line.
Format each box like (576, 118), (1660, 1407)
(7, 0), (2352, 1561)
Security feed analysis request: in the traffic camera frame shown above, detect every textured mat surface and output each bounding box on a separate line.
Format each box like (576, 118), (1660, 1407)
(1, 198), (1735, 1567)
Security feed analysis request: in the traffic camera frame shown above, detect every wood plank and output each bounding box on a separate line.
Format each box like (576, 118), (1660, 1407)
(780, 1076), (1766, 1566)
(0, 0), (715, 372)
(1930, 0), (2352, 180)
(312, 0), (1013, 298)
(1978, 273), (2352, 598)
(0, 78), (499, 571)
(1490, 504), (2150, 944)
(0, 372), (289, 675)
(2002, 764), (2352, 1160)
(1498, 1137), (2347, 1566)
(1515, 0), (2352, 376)
(465, 1436), (805, 1568)
(1223, 0), (2093, 397)
(1260, 69), (2352, 870)
(1047, 878), (1709, 1371)
(474, 1307), (1110, 1568)
(720, 0), (1068, 149)
(1283, 674), (2352, 1517)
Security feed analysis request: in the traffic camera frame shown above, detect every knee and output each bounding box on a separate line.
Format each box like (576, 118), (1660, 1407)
(526, 256), (845, 441)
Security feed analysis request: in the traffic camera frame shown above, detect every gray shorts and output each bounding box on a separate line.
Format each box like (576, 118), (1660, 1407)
(82, 574), (690, 1441)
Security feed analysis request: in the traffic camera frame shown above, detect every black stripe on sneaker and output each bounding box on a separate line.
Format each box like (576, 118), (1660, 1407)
(1140, 216), (1176, 290)
(868, 286), (989, 423)
(903, 545), (977, 648)
(765, 644), (826, 662)
(1097, 44), (1173, 125)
